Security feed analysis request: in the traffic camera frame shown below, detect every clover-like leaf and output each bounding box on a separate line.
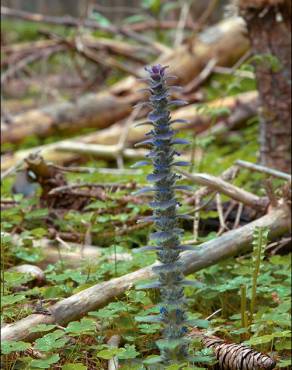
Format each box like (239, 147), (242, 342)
(1, 340), (30, 355)
(31, 354), (60, 368)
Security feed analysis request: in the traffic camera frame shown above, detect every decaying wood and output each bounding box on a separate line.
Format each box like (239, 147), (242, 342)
(1, 91), (258, 171)
(1, 205), (289, 342)
(236, 160), (291, 181)
(1, 17), (249, 145)
(238, 0), (291, 172)
(179, 170), (268, 211)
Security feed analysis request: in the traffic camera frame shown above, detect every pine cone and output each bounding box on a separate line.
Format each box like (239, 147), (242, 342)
(203, 335), (276, 370)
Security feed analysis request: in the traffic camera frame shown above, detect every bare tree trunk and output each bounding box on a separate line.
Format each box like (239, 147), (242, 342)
(239, 0), (291, 173)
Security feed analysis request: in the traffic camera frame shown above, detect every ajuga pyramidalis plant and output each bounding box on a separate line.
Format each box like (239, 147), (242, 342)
(133, 64), (195, 365)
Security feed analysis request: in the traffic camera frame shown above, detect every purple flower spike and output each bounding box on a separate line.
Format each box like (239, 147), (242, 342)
(151, 64), (161, 74)
(133, 64), (190, 364)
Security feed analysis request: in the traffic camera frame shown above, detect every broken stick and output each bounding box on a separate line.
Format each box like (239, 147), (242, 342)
(179, 170), (269, 211)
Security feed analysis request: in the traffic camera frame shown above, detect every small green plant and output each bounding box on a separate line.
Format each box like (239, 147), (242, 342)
(250, 226), (269, 325)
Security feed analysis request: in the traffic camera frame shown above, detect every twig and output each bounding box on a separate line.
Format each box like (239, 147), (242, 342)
(213, 66), (254, 80)
(174, 0), (191, 48)
(216, 193), (229, 234)
(266, 237), (291, 255)
(186, 165), (239, 204)
(179, 170), (268, 211)
(205, 308), (222, 321)
(196, 0), (219, 30)
(223, 200), (237, 222)
(127, 19), (195, 32)
(193, 194), (201, 241)
(236, 160), (291, 181)
(233, 203), (244, 229)
(231, 49), (252, 71)
(183, 58), (217, 94)
(107, 335), (121, 370)
(48, 181), (138, 196)
(186, 192), (216, 215)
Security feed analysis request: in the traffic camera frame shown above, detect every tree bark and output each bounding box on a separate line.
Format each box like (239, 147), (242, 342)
(1, 205), (290, 342)
(1, 17), (249, 145)
(238, 0), (291, 173)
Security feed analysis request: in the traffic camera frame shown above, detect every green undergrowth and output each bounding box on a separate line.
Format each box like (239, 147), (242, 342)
(1, 126), (291, 368)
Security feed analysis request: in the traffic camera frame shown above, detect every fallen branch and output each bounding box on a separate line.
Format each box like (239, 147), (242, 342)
(1, 17), (249, 145)
(1, 91), (258, 171)
(55, 143), (147, 160)
(236, 160), (291, 182)
(179, 171), (269, 211)
(186, 165), (239, 204)
(1, 205), (289, 342)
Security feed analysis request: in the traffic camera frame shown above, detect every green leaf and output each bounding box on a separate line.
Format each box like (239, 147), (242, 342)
(65, 318), (96, 334)
(189, 319), (210, 329)
(1, 294), (25, 307)
(62, 364), (87, 370)
(245, 334), (274, 345)
(85, 200), (107, 210)
(96, 348), (120, 360)
(24, 208), (48, 220)
(278, 359), (292, 368)
(143, 355), (163, 365)
(31, 354), (60, 368)
(4, 271), (33, 287)
(138, 323), (160, 334)
(90, 11), (111, 26)
(117, 344), (139, 359)
(34, 330), (67, 352)
(123, 14), (148, 24)
(1, 340), (30, 354)
(165, 364), (186, 370)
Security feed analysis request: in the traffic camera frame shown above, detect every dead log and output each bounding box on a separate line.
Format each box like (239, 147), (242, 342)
(1, 17), (249, 145)
(238, 0), (291, 173)
(1, 91), (258, 171)
(1, 205), (290, 342)
(178, 171), (269, 211)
